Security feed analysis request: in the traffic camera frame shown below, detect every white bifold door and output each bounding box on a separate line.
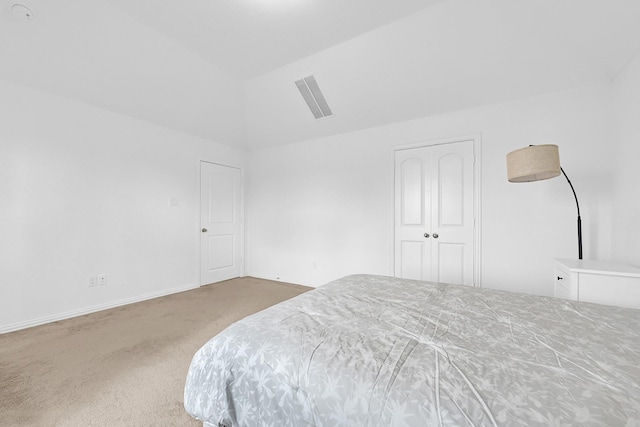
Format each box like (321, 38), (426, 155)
(394, 140), (476, 286)
(200, 162), (242, 285)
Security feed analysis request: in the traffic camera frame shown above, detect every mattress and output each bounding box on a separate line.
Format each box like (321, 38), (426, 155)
(184, 274), (640, 426)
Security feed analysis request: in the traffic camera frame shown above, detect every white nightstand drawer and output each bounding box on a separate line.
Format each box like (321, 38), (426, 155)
(554, 267), (573, 300)
(579, 274), (640, 309)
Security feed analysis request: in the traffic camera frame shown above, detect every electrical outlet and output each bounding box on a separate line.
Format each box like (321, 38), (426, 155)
(97, 273), (107, 286)
(88, 275), (97, 287)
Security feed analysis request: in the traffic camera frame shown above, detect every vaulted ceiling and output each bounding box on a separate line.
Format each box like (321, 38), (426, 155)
(2, 0), (640, 148)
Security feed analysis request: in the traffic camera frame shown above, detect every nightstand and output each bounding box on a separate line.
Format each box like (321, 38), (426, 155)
(554, 258), (640, 309)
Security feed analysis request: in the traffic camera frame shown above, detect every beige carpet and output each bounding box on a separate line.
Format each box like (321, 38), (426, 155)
(0, 277), (310, 427)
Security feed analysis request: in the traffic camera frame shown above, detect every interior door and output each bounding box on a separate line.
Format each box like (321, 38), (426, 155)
(394, 140), (475, 285)
(200, 162), (242, 285)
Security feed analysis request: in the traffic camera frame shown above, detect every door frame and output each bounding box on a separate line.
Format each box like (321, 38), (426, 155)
(390, 134), (482, 287)
(197, 160), (245, 286)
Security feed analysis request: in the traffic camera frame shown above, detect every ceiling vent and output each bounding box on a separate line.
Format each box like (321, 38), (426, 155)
(295, 75), (333, 119)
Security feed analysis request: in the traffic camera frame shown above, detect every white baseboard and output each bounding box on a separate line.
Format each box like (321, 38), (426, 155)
(249, 274), (317, 288)
(0, 284), (198, 334)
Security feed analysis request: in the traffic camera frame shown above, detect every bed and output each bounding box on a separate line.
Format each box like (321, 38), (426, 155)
(184, 274), (640, 426)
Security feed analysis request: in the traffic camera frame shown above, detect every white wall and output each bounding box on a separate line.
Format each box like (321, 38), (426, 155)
(246, 84), (615, 297)
(612, 53), (640, 267)
(0, 79), (245, 332)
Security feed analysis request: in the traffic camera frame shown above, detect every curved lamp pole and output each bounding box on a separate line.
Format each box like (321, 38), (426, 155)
(560, 168), (582, 260)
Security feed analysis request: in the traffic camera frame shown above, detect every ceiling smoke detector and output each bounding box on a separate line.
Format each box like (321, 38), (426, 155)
(11, 3), (34, 21)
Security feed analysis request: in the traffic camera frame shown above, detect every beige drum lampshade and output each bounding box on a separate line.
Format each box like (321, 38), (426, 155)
(506, 144), (561, 182)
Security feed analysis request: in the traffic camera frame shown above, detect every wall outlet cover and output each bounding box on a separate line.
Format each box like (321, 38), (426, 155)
(97, 273), (107, 286)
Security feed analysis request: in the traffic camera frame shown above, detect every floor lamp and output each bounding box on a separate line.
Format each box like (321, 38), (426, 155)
(506, 144), (582, 260)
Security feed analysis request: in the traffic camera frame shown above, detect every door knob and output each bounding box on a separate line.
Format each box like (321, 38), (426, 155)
(201, 228), (208, 233)
(424, 233), (430, 238)
(432, 233), (439, 238)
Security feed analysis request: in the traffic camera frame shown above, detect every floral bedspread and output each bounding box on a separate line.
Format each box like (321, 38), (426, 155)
(184, 274), (640, 426)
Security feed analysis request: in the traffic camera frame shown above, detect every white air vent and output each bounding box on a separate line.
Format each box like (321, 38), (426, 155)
(295, 75), (333, 119)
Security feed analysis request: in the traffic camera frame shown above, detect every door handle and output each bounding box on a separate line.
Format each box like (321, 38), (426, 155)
(201, 228), (208, 233)
(432, 233), (439, 239)
(424, 233), (430, 238)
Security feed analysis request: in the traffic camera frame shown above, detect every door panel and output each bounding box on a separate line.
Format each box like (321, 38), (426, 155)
(437, 243), (465, 285)
(401, 159), (425, 226)
(438, 154), (464, 226)
(206, 234), (234, 270)
(400, 240), (424, 280)
(200, 162), (242, 285)
(207, 173), (235, 223)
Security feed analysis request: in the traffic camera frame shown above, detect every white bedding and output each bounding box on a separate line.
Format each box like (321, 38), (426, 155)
(184, 274), (640, 426)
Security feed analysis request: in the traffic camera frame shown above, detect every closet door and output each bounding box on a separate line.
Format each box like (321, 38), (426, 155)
(394, 140), (475, 285)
